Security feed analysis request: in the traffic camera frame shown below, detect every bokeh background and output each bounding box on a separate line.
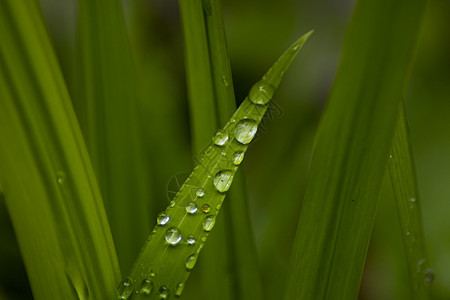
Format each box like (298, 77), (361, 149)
(1, 0), (449, 299)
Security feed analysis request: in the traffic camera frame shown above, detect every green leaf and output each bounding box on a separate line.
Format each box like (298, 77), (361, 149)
(388, 104), (432, 299)
(75, 0), (153, 272)
(284, 0), (428, 298)
(122, 32), (311, 299)
(0, 1), (120, 299)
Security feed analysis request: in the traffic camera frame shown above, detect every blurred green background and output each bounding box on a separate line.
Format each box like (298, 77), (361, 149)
(1, 0), (449, 299)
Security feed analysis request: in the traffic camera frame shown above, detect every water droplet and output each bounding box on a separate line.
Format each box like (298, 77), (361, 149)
(196, 188), (205, 198)
(425, 268), (435, 285)
(234, 119), (258, 145)
(248, 80), (275, 105)
(201, 204), (210, 213)
(389, 154), (393, 159)
(233, 151), (245, 165)
(57, 175), (65, 184)
(213, 170), (234, 192)
(416, 259), (426, 272)
(406, 231), (411, 236)
(150, 270), (156, 277)
(117, 278), (134, 299)
(213, 130), (229, 146)
(222, 75), (229, 86)
(169, 200), (176, 208)
(203, 215), (216, 232)
(186, 254), (197, 270)
(158, 286), (169, 299)
(175, 282), (185, 298)
(230, 118), (236, 123)
(157, 212), (170, 226)
(187, 235), (196, 245)
(165, 227), (182, 245)
(216, 203), (222, 210)
(293, 44), (300, 51)
(201, 236), (207, 242)
(185, 202), (198, 214)
(410, 198), (416, 208)
(139, 278), (153, 295)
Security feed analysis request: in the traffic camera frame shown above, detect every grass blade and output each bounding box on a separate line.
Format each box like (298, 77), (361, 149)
(284, 0), (428, 298)
(388, 104), (432, 298)
(122, 33), (311, 299)
(0, 1), (120, 299)
(75, 0), (153, 272)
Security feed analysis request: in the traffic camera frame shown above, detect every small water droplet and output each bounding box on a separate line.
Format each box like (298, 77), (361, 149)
(169, 200), (176, 208)
(233, 151), (245, 165)
(196, 188), (205, 198)
(201, 204), (210, 213)
(175, 282), (185, 298)
(389, 154), (393, 159)
(234, 119), (258, 145)
(406, 231), (411, 236)
(157, 212), (170, 226)
(187, 235), (196, 245)
(150, 270), (156, 277)
(248, 80), (276, 105)
(203, 215), (216, 232)
(230, 118), (236, 123)
(417, 259), (426, 272)
(222, 75), (229, 86)
(57, 175), (65, 184)
(139, 278), (153, 295)
(425, 268), (435, 285)
(213, 170), (234, 192)
(186, 254), (197, 270)
(158, 286), (169, 299)
(216, 203), (222, 210)
(165, 227), (182, 245)
(201, 236), (207, 242)
(293, 44), (300, 51)
(410, 198), (416, 208)
(213, 130), (229, 146)
(186, 202), (198, 214)
(117, 278), (134, 299)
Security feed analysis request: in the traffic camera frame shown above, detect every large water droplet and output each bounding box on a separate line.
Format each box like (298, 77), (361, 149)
(234, 119), (258, 145)
(165, 227), (182, 245)
(201, 204), (210, 213)
(185, 202), (198, 214)
(139, 278), (153, 295)
(213, 170), (234, 192)
(187, 234), (196, 245)
(213, 130), (229, 146)
(117, 278), (134, 299)
(157, 212), (170, 226)
(248, 80), (275, 105)
(233, 151), (245, 165)
(196, 188), (205, 198)
(186, 254), (197, 270)
(203, 215), (216, 232)
(159, 286), (169, 299)
(175, 282), (185, 298)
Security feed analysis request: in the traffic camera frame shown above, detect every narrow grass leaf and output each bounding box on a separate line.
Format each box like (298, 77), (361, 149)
(0, 1), (120, 299)
(75, 0), (153, 272)
(122, 33), (311, 299)
(388, 104), (432, 299)
(284, 0), (428, 299)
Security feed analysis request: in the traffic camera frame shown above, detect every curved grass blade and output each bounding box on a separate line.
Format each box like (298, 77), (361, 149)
(388, 104), (432, 299)
(120, 31), (312, 299)
(284, 0), (428, 298)
(0, 1), (120, 299)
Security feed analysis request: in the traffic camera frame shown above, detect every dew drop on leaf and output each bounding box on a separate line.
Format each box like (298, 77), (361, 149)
(233, 151), (245, 165)
(117, 278), (134, 299)
(175, 282), (185, 298)
(213, 170), (234, 192)
(201, 204), (210, 213)
(157, 212), (170, 226)
(185, 254), (197, 270)
(248, 80), (275, 105)
(212, 130), (229, 146)
(196, 188), (205, 198)
(165, 227), (182, 245)
(234, 119), (258, 145)
(187, 235), (196, 245)
(139, 278), (153, 295)
(185, 202), (198, 214)
(158, 286), (169, 299)
(203, 215), (216, 232)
